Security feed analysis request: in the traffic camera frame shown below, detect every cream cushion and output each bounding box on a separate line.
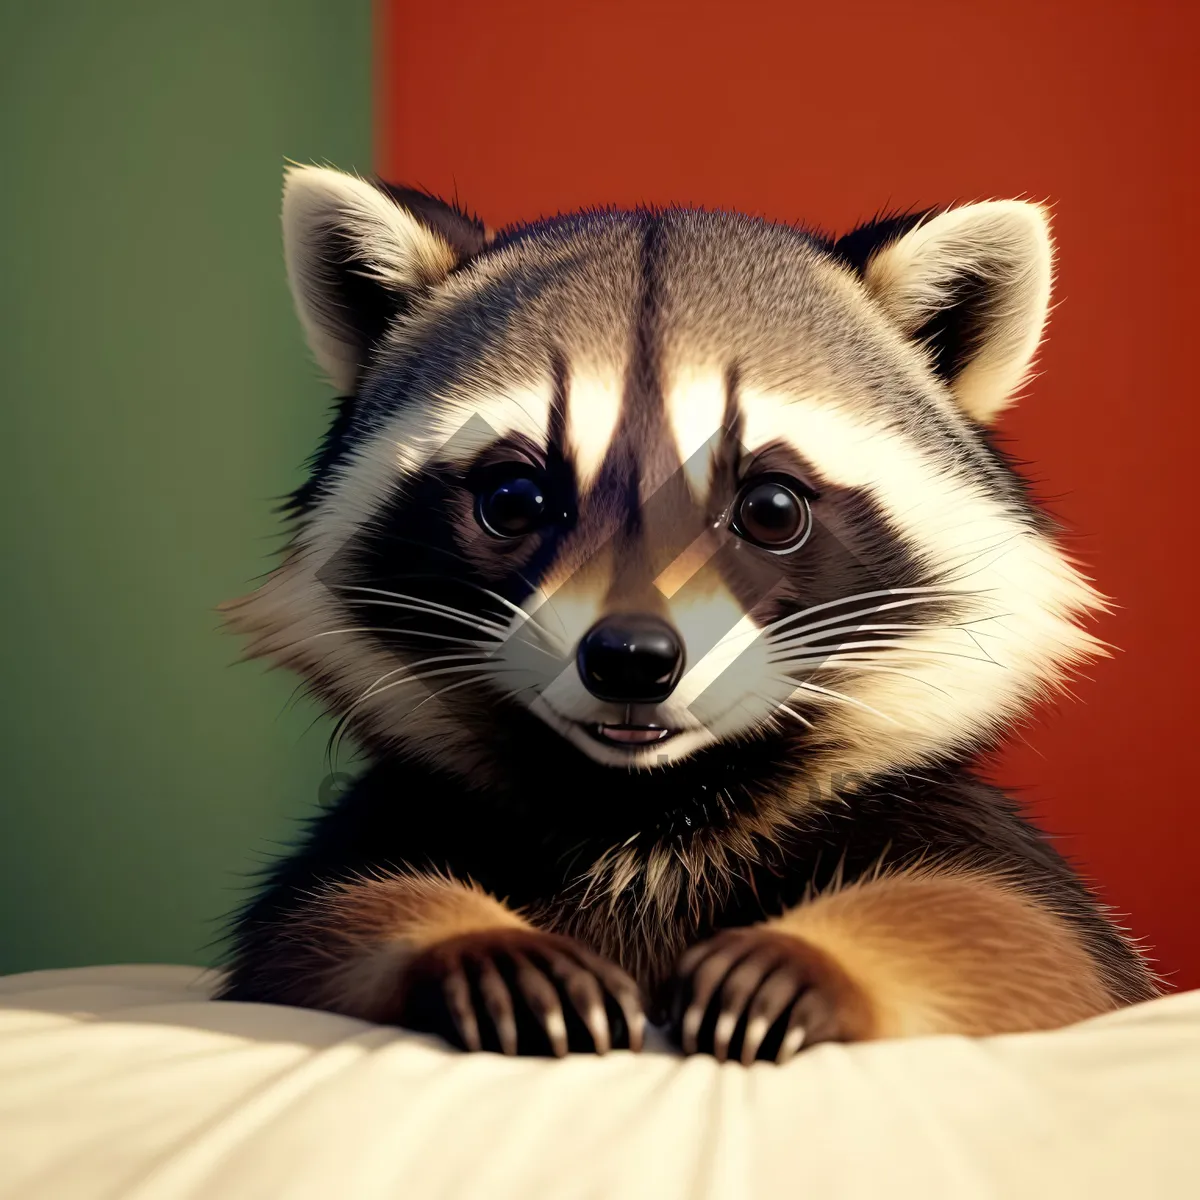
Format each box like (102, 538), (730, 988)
(0, 965), (1196, 1199)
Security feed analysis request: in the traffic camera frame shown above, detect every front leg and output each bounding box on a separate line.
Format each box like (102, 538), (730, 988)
(668, 868), (1126, 1064)
(220, 871), (644, 1056)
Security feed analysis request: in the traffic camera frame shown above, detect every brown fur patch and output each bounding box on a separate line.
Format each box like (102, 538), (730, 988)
(285, 872), (529, 1022)
(769, 868), (1119, 1038)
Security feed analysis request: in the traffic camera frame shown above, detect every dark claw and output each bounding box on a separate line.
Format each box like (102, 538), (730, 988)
(669, 927), (858, 1064)
(574, 944), (646, 1053)
(477, 954), (518, 1055)
(396, 928), (645, 1056)
(712, 945), (784, 1062)
(540, 945), (612, 1053)
(512, 952), (569, 1057)
(441, 966), (481, 1052)
(740, 965), (802, 1064)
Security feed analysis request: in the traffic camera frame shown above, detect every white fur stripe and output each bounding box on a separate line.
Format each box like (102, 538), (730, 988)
(664, 367), (727, 500)
(566, 370), (623, 491)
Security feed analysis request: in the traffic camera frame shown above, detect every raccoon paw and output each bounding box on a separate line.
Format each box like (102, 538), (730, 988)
(396, 928), (645, 1057)
(668, 927), (872, 1064)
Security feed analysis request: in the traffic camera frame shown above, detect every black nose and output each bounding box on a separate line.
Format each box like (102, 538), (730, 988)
(577, 615), (685, 704)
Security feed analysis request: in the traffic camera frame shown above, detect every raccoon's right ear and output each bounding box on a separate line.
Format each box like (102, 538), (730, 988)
(835, 202), (1053, 425)
(282, 165), (487, 393)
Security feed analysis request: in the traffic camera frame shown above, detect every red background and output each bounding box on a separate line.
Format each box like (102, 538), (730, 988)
(377, 0), (1197, 989)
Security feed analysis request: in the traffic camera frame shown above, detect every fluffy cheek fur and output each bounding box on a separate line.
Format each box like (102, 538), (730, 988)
(220, 374), (560, 776)
(221, 547), (492, 774)
(223, 381), (1102, 787)
(735, 389), (1103, 780)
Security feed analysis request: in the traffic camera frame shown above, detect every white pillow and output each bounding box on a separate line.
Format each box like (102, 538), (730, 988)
(0, 964), (1196, 1199)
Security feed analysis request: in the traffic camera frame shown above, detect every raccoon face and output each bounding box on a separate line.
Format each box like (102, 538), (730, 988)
(225, 166), (1100, 787)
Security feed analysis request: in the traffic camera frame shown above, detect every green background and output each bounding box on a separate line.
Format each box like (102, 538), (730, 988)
(0, 2), (371, 975)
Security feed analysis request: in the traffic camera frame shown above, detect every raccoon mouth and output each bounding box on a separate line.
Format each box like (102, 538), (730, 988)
(585, 722), (677, 748)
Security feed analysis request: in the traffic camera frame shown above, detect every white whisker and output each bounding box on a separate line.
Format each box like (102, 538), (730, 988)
(362, 652), (499, 700)
(769, 656), (955, 698)
(363, 531), (567, 639)
(328, 650), (479, 769)
(456, 580), (563, 649)
(776, 702), (814, 729)
(770, 676), (900, 725)
(338, 589), (509, 639)
(403, 672), (511, 717)
(337, 585), (563, 658)
(758, 587), (979, 639)
(764, 620), (953, 650)
(769, 639), (998, 665)
(717, 592), (980, 654)
(361, 658), (503, 704)
(293, 627), (491, 649)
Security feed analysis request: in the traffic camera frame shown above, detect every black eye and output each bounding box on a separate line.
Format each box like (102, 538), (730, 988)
(730, 477), (811, 552)
(475, 466), (548, 538)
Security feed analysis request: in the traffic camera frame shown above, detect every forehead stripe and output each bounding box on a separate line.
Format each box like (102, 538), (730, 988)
(565, 368), (624, 491)
(664, 365), (728, 501)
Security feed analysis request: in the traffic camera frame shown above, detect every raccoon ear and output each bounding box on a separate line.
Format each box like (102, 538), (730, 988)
(843, 201), (1053, 425)
(282, 165), (487, 392)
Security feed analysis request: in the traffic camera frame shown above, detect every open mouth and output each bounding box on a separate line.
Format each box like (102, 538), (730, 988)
(584, 722), (678, 748)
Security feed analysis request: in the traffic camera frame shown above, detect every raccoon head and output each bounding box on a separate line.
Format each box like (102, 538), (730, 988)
(225, 165), (1101, 793)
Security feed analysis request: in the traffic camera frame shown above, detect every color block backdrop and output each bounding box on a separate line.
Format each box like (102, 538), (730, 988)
(378, 0), (1197, 989)
(1, 0), (1194, 992)
(0, 3), (371, 974)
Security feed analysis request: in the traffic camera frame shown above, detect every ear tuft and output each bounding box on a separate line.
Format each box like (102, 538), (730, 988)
(844, 201), (1054, 424)
(282, 165), (481, 393)
(376, 183), (490, 262)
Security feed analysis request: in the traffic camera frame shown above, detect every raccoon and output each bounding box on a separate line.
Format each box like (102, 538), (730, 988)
(218, 165), (1157, 1062)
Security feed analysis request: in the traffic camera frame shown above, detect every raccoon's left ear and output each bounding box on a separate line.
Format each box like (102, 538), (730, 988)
(841, 201), (1053, 424)
(282, 165), (487, 393)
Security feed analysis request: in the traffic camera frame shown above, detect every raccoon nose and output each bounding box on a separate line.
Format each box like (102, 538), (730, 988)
(577, 615), (685, 704)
